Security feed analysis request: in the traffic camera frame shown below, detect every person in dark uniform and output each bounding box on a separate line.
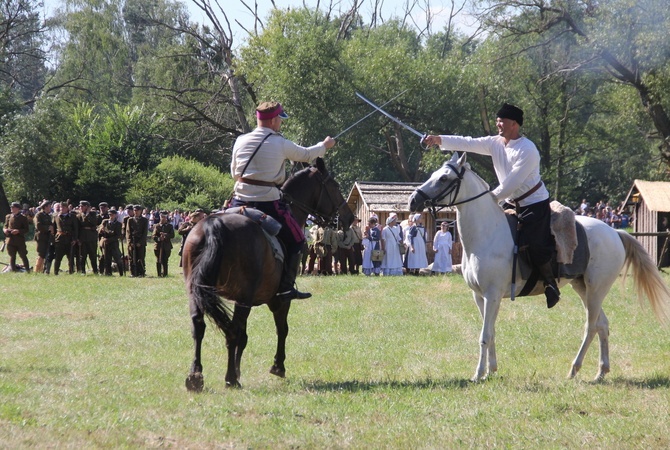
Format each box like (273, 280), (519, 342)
(97, 202), (110, 271)
(126, 205), (148, 277)
(177, 209), (204, 267)
(230, 101), (335, 301)
(98, 208), (124, 276)
(152, 210), (175, 277)
(77, 200), (99, 274)
(3, 201), (31, 272)
(53, 201), (79, 275)
(33, 200), (53, 274)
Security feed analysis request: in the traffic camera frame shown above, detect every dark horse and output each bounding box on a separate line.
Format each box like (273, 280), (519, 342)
(183, 158), (354, 390)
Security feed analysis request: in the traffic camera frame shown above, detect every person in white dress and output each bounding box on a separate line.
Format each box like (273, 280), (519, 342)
(406, 213), (428, 274)
(432, 221), (453, 274)
(381, 214), (404, 276)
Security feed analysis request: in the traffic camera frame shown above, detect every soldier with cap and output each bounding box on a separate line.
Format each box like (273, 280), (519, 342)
(230, 101), (336, 301)
(424, 102), (560, 308)
(126, 205), (148, 276)
(121, 204), (134, 237)
(97, 202), (110, 270)
(53, 201), (79, 275)
(33, 200), (53, 273)
(77, 200), (99, 274)
(3, 201), (31, 271)
(152, 210), (175, 277)
(98, 208), (124, 276)
(177, 209), (205, 267)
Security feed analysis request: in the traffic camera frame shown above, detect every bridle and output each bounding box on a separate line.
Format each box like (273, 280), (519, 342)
(283, 167), (347, 226)
(414, 163), (491, 216)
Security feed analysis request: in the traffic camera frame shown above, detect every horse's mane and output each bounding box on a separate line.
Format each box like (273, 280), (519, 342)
(281, 165), (315, 192)
(458, 162), (490, 192)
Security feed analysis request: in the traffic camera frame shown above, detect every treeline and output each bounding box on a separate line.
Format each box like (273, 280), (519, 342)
(0, 0), (668, 217)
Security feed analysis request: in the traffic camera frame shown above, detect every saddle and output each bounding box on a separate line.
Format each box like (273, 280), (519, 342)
(507, 201), (590, 297)
(223, 206), (284, 264)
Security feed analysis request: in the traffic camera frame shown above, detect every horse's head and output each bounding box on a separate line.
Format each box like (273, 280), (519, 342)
(409, 152), (473, 212)
(283, 157), (354, 230)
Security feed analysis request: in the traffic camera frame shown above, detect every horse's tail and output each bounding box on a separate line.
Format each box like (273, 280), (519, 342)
(618, 230), (670, 325)
(189, 216), (233, 335)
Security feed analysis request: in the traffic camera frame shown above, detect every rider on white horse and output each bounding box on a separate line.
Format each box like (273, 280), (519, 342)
(424, 103), (560, 308)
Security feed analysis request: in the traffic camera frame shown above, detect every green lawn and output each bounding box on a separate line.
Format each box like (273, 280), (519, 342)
(1, 250), (669, 448)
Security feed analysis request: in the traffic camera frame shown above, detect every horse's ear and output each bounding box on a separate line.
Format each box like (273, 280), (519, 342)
(315, 157), (328, 175)
(456, 151), (468, 168)
(448, 151), (459, 165)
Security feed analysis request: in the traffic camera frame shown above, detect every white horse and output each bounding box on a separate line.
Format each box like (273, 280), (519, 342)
(409, 152), (670, 381)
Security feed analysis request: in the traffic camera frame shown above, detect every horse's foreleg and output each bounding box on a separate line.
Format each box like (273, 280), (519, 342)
(185, 310), (206, 392)
(472, 293), (501, 381)
(269, 300), (291, 378)
(225, 305), (251, 388)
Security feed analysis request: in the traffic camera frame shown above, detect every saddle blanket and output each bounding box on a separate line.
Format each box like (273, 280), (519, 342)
(506, 201), (590, 296)
(223, 206), (284, 263)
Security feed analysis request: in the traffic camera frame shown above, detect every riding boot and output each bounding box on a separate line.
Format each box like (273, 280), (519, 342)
(156, 263), (162, 278)
(276, 252), (311, 302)
(162, 262), (168, 277)
(537, 261), (560, 308)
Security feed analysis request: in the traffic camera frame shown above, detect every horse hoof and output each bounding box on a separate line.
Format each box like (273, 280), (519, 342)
(225, 380), (242, 389)
(185, 372), (204, 392)
(270, 365), (286, 378)
(568, 365), (581, 379)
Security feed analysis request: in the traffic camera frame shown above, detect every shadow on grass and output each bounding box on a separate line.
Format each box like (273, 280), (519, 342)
(299, 377), (473, 392)
(607, 374), (670, 389)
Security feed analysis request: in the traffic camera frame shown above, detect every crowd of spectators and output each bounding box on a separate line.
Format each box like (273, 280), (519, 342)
(302, 213), (454, 277)
(2, 199), (206, 276)
(575, 199), (632, 229)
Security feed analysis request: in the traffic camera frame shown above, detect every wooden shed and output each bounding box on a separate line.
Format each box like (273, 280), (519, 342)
(622, 180), (670, 268)
(346, 181), (460, 263)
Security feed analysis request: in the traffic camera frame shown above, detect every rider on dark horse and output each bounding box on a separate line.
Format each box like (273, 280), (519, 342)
(424, 103), (561, 309)
(230, 101), (336, 302)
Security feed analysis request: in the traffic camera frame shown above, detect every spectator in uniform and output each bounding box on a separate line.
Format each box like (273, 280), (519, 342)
(77, 200), (99, 274)
(53, 201), (78, 275)
(33, 200), (53, 274)
(152, 210), (175, 277)
(3, 202), (31, 272)
(98, 208), (124, 276)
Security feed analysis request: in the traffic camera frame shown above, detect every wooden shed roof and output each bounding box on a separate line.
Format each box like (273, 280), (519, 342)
(348, 181), (454, 213)
(624, 180), (670, 212)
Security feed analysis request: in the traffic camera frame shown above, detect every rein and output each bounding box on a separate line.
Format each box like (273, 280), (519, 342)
(416, 163), (491, 217)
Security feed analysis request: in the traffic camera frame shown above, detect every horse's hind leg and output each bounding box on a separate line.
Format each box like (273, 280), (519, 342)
(225, 305), (251, 388)
(185, 308), (206, 392)
(568, 278), (610, 380)
(268, 300), (291, 378)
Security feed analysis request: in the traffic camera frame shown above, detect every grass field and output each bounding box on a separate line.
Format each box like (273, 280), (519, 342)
(1, 249), (670, 449)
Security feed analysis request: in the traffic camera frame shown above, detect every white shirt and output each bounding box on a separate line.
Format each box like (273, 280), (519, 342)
(439, 134), (548, 206)
(231, 127), (327, 202)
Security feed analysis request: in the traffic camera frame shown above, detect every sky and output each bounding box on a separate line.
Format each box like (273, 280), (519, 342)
(40, 0), (477, 46)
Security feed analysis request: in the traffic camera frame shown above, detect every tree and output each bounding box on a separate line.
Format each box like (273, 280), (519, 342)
(125, 155), (233, 211)
(476, 0), (670, 168)
(0, 0), (47, 105)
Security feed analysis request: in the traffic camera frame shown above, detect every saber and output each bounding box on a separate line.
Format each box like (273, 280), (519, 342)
(334, 90), (408, 139)
(356, 92), (427, 143)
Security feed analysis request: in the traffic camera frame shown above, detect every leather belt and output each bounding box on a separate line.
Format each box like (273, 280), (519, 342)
(513, 181), (543, 204)
(237, 177), (279, 188)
